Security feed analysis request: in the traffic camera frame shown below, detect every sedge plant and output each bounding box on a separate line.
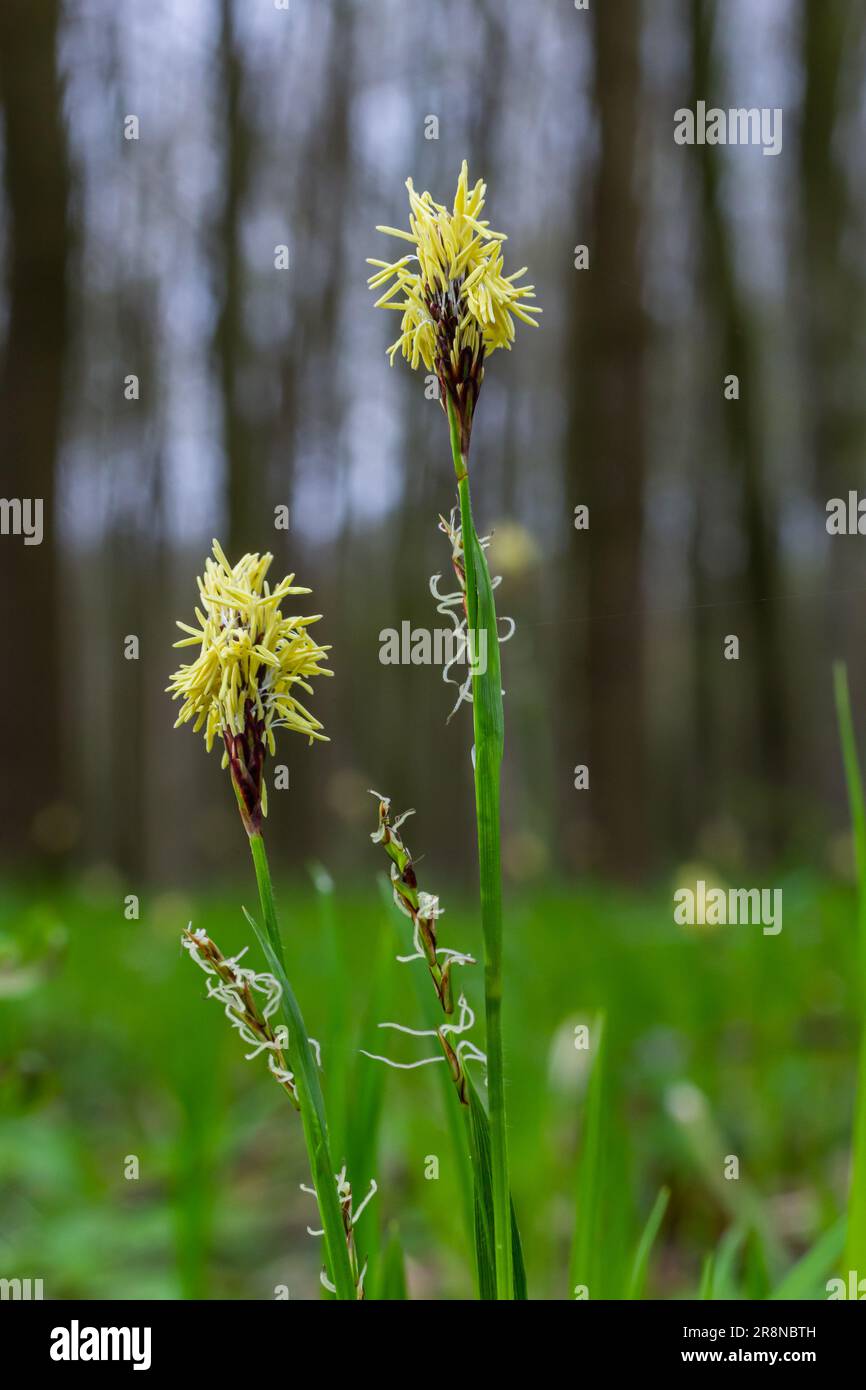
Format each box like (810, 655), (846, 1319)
(368, 161), (540, 1298)
(364, 791), (484, 1104)
(365, 793), (527, 1298)
(167, 540), (363, 1299)
(833, 661), (866, 1279)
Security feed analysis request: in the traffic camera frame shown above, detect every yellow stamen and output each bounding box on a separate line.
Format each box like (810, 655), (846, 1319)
(368, 161), (541, 375)
(167, 541), (333, 803)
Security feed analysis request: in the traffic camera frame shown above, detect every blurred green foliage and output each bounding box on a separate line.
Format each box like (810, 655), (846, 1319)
(0, 868), (859, 1299)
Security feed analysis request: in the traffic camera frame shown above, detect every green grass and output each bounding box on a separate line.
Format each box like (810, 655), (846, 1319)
(449, 391), (514, 1298)
(0, 865), (861, 1298)
(833, 662), (866, 1280)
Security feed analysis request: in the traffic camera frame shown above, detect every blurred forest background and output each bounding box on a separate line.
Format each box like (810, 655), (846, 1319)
(3, 0), (866, 889)
(3, 0), (866, 1302)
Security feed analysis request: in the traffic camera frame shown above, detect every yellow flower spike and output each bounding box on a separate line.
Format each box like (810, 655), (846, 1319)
(167, 540), (332, 835)
(367, 160), (540, 450)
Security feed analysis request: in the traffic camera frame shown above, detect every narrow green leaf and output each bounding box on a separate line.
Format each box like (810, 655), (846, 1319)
(699, 1253), (715, 1300)
(770, 1216), (846, 1300)
(713, 1225), (746, 1300)
(466, 1076), (527, 1300)
(833, 661), (866, 1275)
(308, 861), (349, 1158)
(375, 871), (476, 1271)
(449, 392), (515, 1299)
(344, 912), (393, 1290)
(346, 923), (391, 1183)
(743, 1226), (771, 1300)
(669, 1085), (780, 1270)
(243, 901), (355, 1302)
(626, 1185), (670, 1300)
(569, 1012), (607, 1298)
(377, 1224), (409, 1300)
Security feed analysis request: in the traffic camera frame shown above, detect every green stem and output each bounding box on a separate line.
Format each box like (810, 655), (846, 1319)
(248, 832), (356, 1301)
(447, 394), (514, 1300)
(833, 663), (866, 1276)
(250, 833), (284, 966)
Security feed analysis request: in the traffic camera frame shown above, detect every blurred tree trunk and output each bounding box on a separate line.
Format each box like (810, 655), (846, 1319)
(564, 0), (648, 880)
(283, 0), (355, 867)
(692, 0), (788, 855)
(801, 0), (856, 504)
(217, 0), (256, 559)
(798, 1), (863, 820)
(801, 3), (862, 640)
(686, 3), (722, 835)
(109, 288), (160, 879)
(0, 0), (70, 865)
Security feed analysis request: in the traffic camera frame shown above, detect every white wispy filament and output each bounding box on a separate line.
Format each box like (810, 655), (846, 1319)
(182, 925), (321, 1092)
(301, 1166), (378, 1296)
(430, 508), (514, 721)
(361, 993), (488, 1074)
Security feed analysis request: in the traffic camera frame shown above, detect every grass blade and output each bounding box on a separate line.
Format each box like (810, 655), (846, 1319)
(713, 1225), (746, 1300)
(699, 1253), (715, 1300)
(375, 871), (476, 1267)
(377, 1224), (409, 1300)
(626, 1185), (670, 1299)
(771, 1215), (846, 1300)
(243, 883), (355, 1301)
(833, 661), (866, 1276)
(466, 1075), (527, 1300)
(308, 862), (350, 1159)
(344, 912), (393, 1291)
(743, 1226), (771, 1299)
(569, 1012), (607, 1298)
(449, 393), (514, 1298)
